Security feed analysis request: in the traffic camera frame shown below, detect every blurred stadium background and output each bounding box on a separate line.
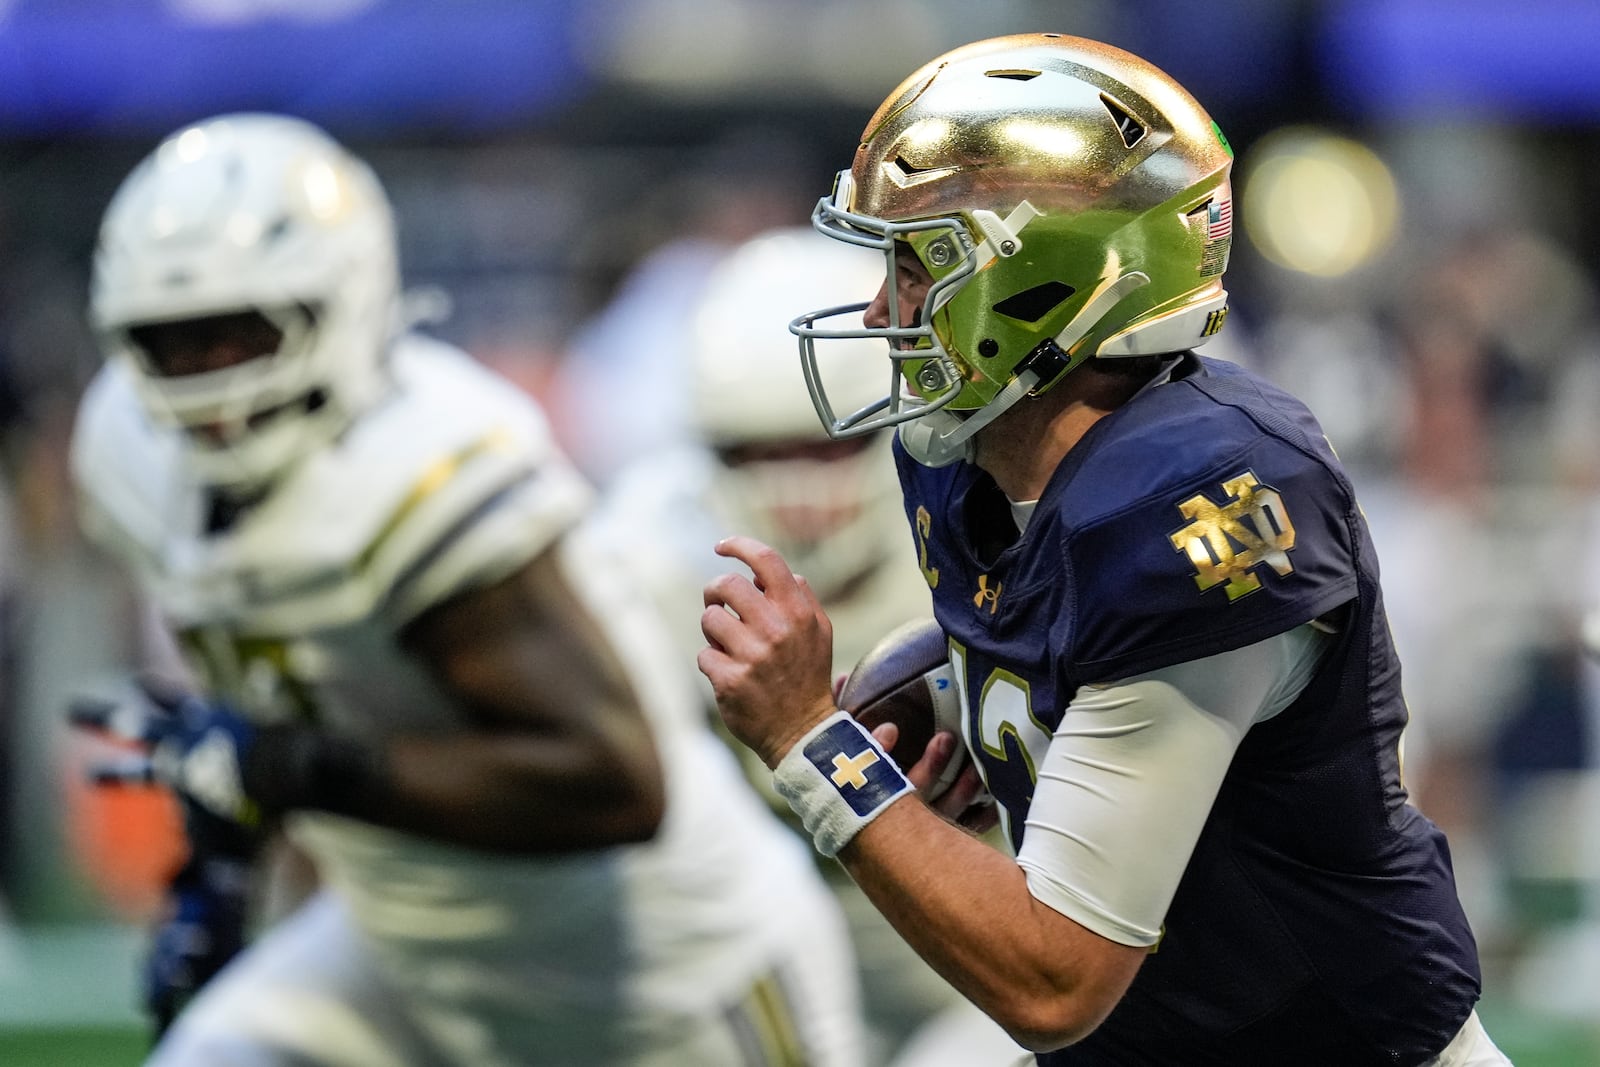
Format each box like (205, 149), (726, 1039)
(2, 1), (1600, 1064)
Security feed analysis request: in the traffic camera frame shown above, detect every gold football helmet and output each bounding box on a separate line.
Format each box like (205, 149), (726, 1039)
(792, 34), (1235, 465)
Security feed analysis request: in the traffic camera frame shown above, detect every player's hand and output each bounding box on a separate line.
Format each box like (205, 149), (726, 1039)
(69, 678), (263, 830)
(144, 852), (252, 1036)
(699, 536), (839, 769)
(872, 722), (998, 832)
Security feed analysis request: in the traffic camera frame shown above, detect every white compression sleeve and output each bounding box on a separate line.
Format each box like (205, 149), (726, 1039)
(1015, 624), (1331, 947)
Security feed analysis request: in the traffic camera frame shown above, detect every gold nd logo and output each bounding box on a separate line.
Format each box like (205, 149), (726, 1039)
(1201, 306), (1229, 337)
(1168, 471), (1296, 602)
(974, 574), (1002, 614)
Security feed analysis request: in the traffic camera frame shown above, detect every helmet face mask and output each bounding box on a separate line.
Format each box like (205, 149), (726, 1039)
(125, 307), (291, 380)
(90, 113), (401, 489)
(794, 173), (973, 438)
(792, 34), (1235, 460)
(116, 302), (324, 459)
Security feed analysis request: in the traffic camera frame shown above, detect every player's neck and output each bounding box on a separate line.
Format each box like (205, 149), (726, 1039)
(974, 375), (1125, 501)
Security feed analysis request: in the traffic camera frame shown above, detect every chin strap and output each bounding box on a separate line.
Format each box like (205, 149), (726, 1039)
(897, 410), (970, 468)
(898, 271), (1152, 469)
(898, 368), (1038, 467)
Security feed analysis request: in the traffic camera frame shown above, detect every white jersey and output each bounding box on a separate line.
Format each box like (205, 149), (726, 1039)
(72, 337), (856, 1065)
(588, 446), (1028, 1067)
(588, 445), (934, 682)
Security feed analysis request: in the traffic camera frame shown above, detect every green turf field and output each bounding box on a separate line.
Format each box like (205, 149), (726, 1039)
(1, 1000), (1595, 1067)
(0, 1027), (148, 1067)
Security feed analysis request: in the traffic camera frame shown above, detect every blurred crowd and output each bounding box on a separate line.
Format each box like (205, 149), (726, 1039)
(0, 1), (1599, 1058)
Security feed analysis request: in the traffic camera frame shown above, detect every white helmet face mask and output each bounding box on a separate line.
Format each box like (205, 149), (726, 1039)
(90, 112), (402, 489)
(691, 227), (907, 599)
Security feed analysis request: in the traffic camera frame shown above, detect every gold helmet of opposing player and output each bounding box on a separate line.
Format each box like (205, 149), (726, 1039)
(793, 33), (1235, 466)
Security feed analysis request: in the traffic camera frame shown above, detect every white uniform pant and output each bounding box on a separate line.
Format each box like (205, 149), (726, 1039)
(1423, 1010), (1512, 1067)
(148, 888), (862, 1067)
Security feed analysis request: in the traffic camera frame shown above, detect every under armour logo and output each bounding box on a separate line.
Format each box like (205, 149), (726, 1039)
(830, 748), (880, 790)
(1168, 471), (1296, 601)
(974, 574), (1002, 614)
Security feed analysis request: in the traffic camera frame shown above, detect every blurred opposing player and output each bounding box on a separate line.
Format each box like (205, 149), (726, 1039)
(69, 113), (862, 1067)
(590, 228), (928, 696)
(702, 35), (1509, 1065)
(587, 227), (1022, 1067)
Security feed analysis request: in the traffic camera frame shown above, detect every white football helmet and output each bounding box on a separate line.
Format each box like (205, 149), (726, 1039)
(89, 112), (400, 488)
(690, 227), (907, 600)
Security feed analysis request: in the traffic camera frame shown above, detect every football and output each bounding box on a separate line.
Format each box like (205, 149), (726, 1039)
(837, 617), (967, 799)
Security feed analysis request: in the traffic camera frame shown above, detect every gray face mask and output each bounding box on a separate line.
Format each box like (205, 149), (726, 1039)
(894, 358), (1041, 469)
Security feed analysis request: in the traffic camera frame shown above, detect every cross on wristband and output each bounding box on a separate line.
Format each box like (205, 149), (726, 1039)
(772, 711), (913, 857)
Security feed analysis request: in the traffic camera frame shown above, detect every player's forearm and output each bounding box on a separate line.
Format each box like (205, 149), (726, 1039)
(385, 730), (665, 851)
(247, 724), (665, 853)
(839, 798), (1142, 1051)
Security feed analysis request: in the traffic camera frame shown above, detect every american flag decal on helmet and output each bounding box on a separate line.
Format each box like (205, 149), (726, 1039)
(1207, 195), (1232, 241)
(1199, 193), (1232, 277)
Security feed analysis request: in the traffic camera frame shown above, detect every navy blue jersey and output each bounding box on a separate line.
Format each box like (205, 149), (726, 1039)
(896, 355), (1480, 1066)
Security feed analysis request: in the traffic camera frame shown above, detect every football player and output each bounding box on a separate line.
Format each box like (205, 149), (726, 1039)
(700, 35), (1511, 1066)
(588, 227), (929, 706)
(69, 113), (863, 1067)
(586, 226), (1023, 1066)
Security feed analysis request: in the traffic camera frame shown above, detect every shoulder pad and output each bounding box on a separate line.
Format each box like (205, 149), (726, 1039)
(1067, 432), (1357, 682)
(70, 362), (192, 572)
(189, 337), (592, 629)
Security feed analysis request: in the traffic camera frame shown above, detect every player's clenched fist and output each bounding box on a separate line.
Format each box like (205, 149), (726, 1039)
(698, 536), (840, 768)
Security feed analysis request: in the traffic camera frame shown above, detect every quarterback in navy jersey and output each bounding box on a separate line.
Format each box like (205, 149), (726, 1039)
(700, 33), (1511, 1067)
(897, 352), (1480, 1063)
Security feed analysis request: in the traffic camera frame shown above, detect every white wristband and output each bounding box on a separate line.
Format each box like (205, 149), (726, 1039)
(773, 711), (913, 858)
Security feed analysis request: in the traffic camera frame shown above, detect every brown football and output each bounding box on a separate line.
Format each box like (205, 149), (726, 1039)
(837, 617), (966, 797)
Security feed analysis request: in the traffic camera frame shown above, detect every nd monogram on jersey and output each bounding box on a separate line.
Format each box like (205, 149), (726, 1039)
(70, 336), (843, 1057)
(895, 354), (1481, 1065)
(1168, 471), (1296, 601)
(897, 357), (1356, 840)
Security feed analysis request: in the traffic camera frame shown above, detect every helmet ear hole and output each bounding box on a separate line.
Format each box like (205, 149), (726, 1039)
(993, 281), (1076, 323)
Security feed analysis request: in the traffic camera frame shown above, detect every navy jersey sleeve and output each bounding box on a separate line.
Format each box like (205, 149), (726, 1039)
(1065, 434), (1358, 683)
